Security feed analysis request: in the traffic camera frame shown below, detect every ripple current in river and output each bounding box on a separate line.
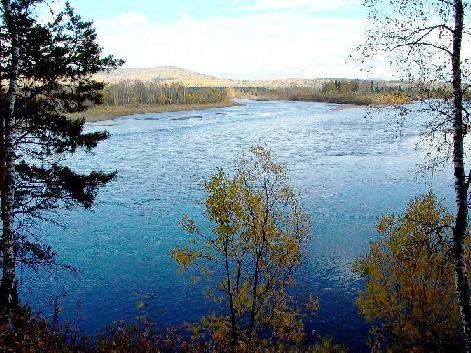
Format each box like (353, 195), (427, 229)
(21, 99), (454, 352)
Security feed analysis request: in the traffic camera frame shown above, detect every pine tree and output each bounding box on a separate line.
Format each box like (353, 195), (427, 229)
(0, 0), (123, 317)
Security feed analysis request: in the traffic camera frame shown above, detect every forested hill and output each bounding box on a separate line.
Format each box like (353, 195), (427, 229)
(94, 66), (328, 88)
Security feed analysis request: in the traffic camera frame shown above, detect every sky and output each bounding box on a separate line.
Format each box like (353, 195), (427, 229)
(56, 0), (389, 80)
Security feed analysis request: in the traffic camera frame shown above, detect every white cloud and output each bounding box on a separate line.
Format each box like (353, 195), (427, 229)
(94, 11), (392, 80)
(36, 0), (66, 23)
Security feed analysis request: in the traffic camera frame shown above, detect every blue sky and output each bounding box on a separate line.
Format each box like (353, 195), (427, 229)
(68, 0), (230, 23)
(62, 0), (378, 79)
(68, 0), (366, 23)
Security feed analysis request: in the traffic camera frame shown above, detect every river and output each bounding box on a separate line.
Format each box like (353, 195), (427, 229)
(22, 99), (454, 352)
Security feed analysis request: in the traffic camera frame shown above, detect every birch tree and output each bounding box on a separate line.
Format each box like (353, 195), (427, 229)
(355, 193), (465, 352)
(358, 0), (471, 350)
(0, 0), (20, 316)
(172, 147), (311, 351)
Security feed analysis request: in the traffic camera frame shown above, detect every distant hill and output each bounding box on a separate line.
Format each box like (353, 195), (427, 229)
(94, 66), (327, 89)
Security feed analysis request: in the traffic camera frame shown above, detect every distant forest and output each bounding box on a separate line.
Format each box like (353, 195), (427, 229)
(100, 79), (457, 108)
(102, 81), (230, 106)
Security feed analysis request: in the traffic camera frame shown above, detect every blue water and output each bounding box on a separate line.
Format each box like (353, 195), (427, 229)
(20, 99), (454, 352)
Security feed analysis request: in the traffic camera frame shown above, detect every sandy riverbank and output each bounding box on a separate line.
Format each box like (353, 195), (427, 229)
(73, 101), (241, 122)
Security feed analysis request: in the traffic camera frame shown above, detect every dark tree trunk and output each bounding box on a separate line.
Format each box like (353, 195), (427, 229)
(451, 0), (471, 351)
(223, 244), (238, 349)
(0, 0), (20, 318)
(247, 250), (260, 342)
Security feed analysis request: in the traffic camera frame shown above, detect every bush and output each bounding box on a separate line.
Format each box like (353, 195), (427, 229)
(354, 193), (466, 353)
(0, 310), (347, 353)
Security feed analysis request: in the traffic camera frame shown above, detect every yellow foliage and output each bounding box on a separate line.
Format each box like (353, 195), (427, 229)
(354, 192), (465, 353)
(172, 146), (312, 350)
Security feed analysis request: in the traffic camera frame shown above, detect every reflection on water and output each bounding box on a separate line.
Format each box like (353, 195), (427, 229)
(21, 99), (453, 352)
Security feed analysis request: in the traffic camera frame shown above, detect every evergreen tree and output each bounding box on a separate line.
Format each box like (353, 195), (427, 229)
(0, 0), (123, 317)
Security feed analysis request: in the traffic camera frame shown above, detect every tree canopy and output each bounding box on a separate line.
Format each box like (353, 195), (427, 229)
(0, 0), (123, 314)
(172, 146), (312, 351)
(355, 193), (467, 353)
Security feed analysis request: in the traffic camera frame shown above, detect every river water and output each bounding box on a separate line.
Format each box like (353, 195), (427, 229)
(22, 99), (455, 352)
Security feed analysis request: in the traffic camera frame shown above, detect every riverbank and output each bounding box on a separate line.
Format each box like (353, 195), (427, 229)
(290, 93), (413, 106)
(250, 92), (414, 106)
(75, 100), (241, 122)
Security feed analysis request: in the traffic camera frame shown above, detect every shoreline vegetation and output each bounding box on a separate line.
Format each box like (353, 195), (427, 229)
(249, 91), (414, 106)
(77, 92), (410, 122)
(72, 83), (239, 121)
(74, 79), (440, 121)
(70, 76), (471, 122)
(236, 81), (423, 106)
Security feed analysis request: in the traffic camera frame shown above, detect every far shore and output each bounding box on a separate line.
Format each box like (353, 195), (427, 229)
(74, 98), (370, 122)
(248, 91), (414, 107)
(74, 100), (242, 122)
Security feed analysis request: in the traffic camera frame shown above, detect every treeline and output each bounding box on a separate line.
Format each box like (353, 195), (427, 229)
(97, 80), (462, 109)
(234, 80), (462, 106)
(231, 80), (418, 105)
(102, 81), (230, 106)
(276, 79), (421, 105)
(320, 79), (411, 94)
